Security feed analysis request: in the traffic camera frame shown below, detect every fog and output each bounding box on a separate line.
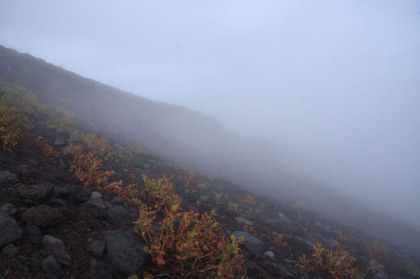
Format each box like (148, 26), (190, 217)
(1, 1), (420, 244)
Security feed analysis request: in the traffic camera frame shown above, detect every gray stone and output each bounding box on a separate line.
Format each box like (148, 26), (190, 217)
(1, 203), (17, 215)
(42, 235), (65, 250)
(315, 220), (332, 232)
(265, 262), (293, 277)
(52, 185), (71, 199)
(122, 200), (130, 210)
(367, 266), (389, 279)
(236, 217), (253, 227)
(69, 131), (80, 143)
(233, 231), (263, 257)
(53, 137), (67, 147)
(263, 250), (275, 261)
(16, 165), (30, 175)
(42, 235), (71, 266)
(1, 244), (19, 258)
(22, 205), (62, 227)
(16, 182), (52, 205)
(25, 223), (42, 244)
(89, 258), (113, 279)
(42, 255), (61, 272)
(84, 198), (106, 210)
(71, 185), (92, 203)
(110, 196), (125, 206)
(103, 202), (112, 209)
(54, 247), (72, 266)
(91, 191), (102, 199)
(50, 198), (67, 208)
(90, 239), (106, 258)
(246, 260), (264, 276)
(106, 205), (132, 226)
(0, 170), (18, 185)
(105, 229), (147, 275)
(0, 211), (23, 247)
(58, 158), (67, 169)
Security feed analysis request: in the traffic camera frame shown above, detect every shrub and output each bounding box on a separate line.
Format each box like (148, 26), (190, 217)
(407, 261), (420, 277)
(141, 176), (182, 213)
(135, 207), (245, 278)
(38, 108), (75, 131)
(67, 143), (121, 189)
(0, 105), (29, 150)
(268, 231), (289, 248)
(181, 171), (204, 187)
(129, 143), (148, 155)
(298, 242), (359, 278)
(81, 133), (114, 161)
(367, 239), (391, 267)
(0, 91), (36, 151)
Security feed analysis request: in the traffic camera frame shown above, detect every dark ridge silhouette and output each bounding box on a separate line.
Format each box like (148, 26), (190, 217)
(1, 45), (419, 256)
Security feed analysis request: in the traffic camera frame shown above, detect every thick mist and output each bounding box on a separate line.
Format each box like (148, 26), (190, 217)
(1, 1), (420, 250)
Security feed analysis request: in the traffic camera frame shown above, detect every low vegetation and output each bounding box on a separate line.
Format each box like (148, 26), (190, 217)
(0, 90), (34, 150)
(298, 242), (360, 278)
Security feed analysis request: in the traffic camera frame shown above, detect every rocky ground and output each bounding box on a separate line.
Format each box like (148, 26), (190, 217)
(1, 117), (420, 279)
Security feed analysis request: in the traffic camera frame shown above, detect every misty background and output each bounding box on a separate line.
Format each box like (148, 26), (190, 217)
(1, 0), (420, 237)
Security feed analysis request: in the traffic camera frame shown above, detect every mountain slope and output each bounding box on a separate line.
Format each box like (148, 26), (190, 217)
(1, 82), (419, 278)
(1, 46), (420, 277)
(0, 45), (233, 172)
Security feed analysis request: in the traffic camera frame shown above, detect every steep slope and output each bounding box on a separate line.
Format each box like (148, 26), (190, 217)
(1, 83), (420, 278)
(1, 45), (420, 259)
(0, 45), (233, 173)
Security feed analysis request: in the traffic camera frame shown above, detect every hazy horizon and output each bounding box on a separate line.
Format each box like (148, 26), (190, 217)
(1, 1), (420, 232)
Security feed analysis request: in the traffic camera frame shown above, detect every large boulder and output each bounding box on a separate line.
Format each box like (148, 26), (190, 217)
(233, 231), (263, 258)
(42, 235), (71, 267)
(25, 222), (42, 244)
(106, 205), (132, 226)
(89, 259), (113, 279)
(105, 229), (147, 275)
(21, 205), (62, 227)
(0, 211), (23, 247)
(0, 170), (18, 185)
(15, 182), (52, 205)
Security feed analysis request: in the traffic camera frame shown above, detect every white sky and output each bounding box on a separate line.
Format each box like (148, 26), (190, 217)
(1, 0), (420, 226)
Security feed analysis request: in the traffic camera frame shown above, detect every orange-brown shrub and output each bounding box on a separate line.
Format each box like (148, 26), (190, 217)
(135, 206), (244, 278)
(298, 242), (359, 278)
(67, 143), (121, 189)
(268, 231), (289, 248)
(0, 91), (36, 150)
(141, 175), (182, 213)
